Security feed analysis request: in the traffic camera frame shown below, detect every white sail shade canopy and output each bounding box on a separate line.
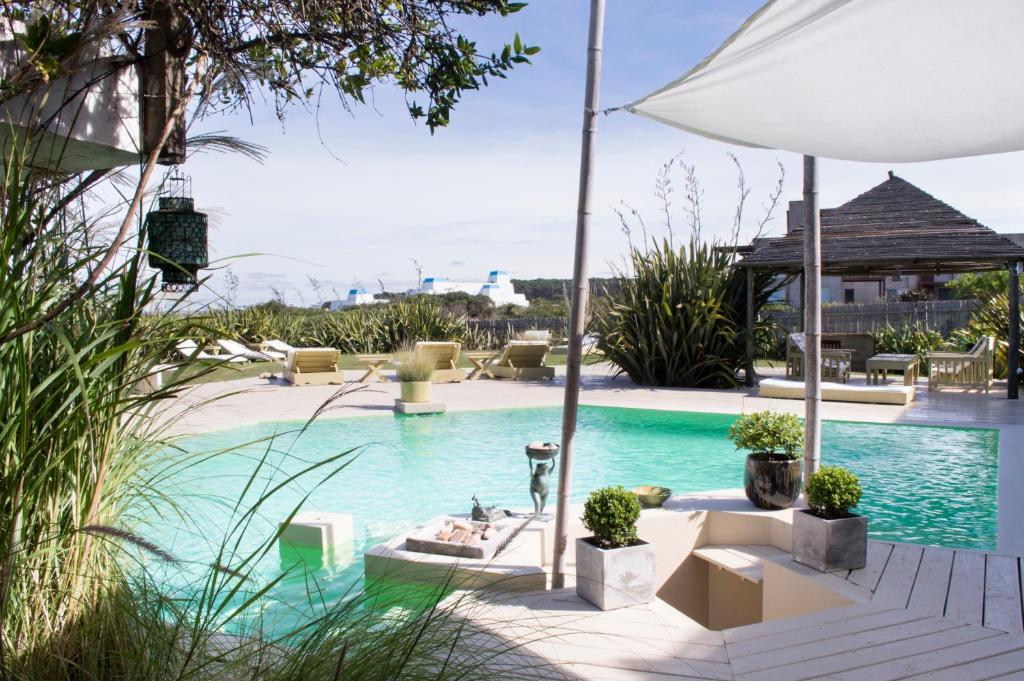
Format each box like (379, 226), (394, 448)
(626, 0), (1024, 163)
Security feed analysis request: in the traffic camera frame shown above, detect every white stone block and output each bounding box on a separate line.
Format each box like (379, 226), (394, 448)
(279, 511), (353, 552)
(394, 400), (446, 415)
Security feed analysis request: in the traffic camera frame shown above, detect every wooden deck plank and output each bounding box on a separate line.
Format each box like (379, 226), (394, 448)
(985, 555), (1024, 633)
(726, 606), (929, 659)
(730, 616), (963, 676)
(723, 601), (895, 644)
(872, 543), (925, 607)
(946, 550), (986, 625)
(737, 622), (991, 681)
(821, 630), (1015, 681)
(904, 647), (1024, 680)
(848, 541), (894, 591)
(908, 546), (956, 616)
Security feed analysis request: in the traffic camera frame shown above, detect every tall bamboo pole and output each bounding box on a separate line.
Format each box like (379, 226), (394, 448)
(552, 0), (605, 590)
(1009, 260), (1020, 400)
(803, 155), (821, 481)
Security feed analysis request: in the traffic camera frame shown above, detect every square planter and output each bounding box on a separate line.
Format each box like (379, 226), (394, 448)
(792, 509), (868, 572)
(575, 537), (655, 610)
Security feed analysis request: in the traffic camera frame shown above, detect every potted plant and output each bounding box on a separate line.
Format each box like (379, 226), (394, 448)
(395, 351), (435, 403)
(728, 411), (804, 510)
(575, 486), (655, 611)
(792, 465), (867, 572)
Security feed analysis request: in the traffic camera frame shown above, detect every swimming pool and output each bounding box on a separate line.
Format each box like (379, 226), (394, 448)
(145, 406), (997, 632)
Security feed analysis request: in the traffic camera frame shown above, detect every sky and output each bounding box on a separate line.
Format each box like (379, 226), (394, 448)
(173, 0), (1024, 307)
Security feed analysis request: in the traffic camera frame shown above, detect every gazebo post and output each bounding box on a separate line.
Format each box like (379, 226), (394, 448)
(1009, 260), (1020, 400)
(745, 266), (755, 387)
(803, 155), (822, 482)
(798, 273), (805, 332)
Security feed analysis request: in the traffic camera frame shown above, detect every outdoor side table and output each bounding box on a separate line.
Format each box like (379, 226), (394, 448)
(866, 353), (920, 386)
(463, 351), (500, 380)
(355, 354), (393, 383)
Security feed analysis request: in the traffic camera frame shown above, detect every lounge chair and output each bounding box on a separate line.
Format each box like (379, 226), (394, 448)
(412, 341), (464, 383)
(175, 339), (248, 363)
(262, 339), (296, 355)
(490, 341), (555, 380)
(927, 336), (995, 392)
(283, 348), (343, 386)
(786, 333), (852, 383)
(519, 329), (551, 343)
(217, 338), (285, 362)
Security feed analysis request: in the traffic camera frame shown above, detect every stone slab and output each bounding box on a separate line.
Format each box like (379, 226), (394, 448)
(394, 399), (446, 414)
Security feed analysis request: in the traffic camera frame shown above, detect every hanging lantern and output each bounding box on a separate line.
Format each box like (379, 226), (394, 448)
(146, 171), (208, 292)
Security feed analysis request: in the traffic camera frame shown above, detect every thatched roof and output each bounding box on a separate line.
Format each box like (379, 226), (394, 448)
(738, 173), (1024, 274)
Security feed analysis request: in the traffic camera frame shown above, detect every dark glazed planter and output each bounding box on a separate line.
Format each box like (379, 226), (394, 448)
(744, 455), (802, 510)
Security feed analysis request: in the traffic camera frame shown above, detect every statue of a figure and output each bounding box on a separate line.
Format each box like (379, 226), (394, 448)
(472, 495), (506, 522)
(529, 461), (552, 516)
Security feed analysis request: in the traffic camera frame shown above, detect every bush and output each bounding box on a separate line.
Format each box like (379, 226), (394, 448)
(870, 322), (944, 366)
(805, 465), (862, 519)
(591, 238), (781, 388)
(582, 486), (641, 549)
(728, 411), (803, 460)
(951, 292), (1022, 379)
(394, 350), (435, 382)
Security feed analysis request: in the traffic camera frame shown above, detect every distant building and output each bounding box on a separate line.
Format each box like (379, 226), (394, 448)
(327, 288), (383, 310)
(410, 270), (529, 307)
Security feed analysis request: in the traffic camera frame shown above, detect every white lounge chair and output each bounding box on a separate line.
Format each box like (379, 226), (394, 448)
(217, 338), (285, 361)
(175, 340), (248, 363)
(262, 339), (296, 355)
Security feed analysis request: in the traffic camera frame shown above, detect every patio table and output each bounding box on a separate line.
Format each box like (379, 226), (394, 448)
(355, 354), (392, 383)
(866, 353), (920, 386)
(463, 351), (500, 380)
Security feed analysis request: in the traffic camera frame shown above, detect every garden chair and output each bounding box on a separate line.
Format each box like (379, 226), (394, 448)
(283, 348), (343, 386)
(412, 341), (464, 382)
(175, 339), (248, 363)
(217, 338), (284, 362)
(490, 341), (555, 380)
(927, 336), (995, 392)
(785, 333), (852, 383)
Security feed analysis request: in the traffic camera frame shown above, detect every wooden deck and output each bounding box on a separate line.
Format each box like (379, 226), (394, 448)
(474, 541), (1024, 679)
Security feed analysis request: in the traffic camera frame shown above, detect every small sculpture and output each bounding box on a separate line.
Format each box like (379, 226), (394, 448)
(471, 495), (506, 523)
(529, 461), (552, 516)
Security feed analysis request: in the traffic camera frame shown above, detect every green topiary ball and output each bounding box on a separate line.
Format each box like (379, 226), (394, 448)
(728, 411), (804, 460)
(582, 485), (641, 549)
(805, 465), (862, 519)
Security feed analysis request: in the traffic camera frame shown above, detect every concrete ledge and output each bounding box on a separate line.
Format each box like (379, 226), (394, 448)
(394, 400), (447, 415)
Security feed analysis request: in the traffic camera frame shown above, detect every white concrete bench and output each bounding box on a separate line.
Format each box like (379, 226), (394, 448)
(692, 544), (791, 584)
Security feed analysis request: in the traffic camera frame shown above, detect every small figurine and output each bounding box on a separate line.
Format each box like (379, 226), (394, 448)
(530, 461), (552, 516)
(471, 495), (506, 522)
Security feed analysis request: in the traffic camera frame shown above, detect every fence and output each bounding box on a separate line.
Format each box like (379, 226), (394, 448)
(764, 299), (978, 336)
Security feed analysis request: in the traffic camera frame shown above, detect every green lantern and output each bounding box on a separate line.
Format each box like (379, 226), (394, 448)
(146, 180), (208, 292)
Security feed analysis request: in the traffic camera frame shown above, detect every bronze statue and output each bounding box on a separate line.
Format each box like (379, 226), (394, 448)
(529, 461), (552, 516)
(471, 495), (506, 522)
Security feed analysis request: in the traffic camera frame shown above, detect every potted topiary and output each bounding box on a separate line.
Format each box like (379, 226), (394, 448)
(728, 411), (804, 510)
(395, 351), (435, 403)
(576, 485), (655, 611)
(792, 465), (867, 572)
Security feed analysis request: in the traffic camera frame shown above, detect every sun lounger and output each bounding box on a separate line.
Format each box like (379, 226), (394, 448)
(490, 341), (555, 380)
(519, 329), (551, 343)
(217, 338), (284, 362)
(927, 336), (995, 392)
(175, 339), (248, 363)
(758, 378), (914, 405)
(262, 339), (296, 355)
(412, 341), (464, 383)
(283, 348), (344, 386)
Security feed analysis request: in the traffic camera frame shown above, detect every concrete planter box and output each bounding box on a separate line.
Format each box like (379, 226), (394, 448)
(792, 509), (868, 572)
(575, 537), (655, 611)
(400, 381), (431, 403)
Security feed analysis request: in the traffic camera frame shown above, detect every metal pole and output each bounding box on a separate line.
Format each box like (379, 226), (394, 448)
(745, 267), (756, 387)
(552, 0), (605, 589)
(1009, 261), (1020, 400)
(803, 155), (822, 482)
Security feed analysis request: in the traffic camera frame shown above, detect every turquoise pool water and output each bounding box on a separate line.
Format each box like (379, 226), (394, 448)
(146, 406), (998, 632)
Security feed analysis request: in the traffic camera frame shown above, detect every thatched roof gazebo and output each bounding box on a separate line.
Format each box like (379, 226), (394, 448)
(735, 172), (1024, 395)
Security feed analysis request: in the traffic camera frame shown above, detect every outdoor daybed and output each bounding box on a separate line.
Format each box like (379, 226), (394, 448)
(758, 377), (915, 405)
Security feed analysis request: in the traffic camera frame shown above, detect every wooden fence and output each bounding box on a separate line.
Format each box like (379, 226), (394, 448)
(764, 299), (978, 335)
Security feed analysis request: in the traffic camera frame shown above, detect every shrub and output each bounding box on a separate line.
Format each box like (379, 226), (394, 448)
(805, 465), (862, 519)
(394, 350), (435, 382)
(728, 411), (803, 460)
(591, 238), (781, 388)
(870, 322), (944, 366)
(582, 486), (641, 549)
(950, 292), (1022, 379)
